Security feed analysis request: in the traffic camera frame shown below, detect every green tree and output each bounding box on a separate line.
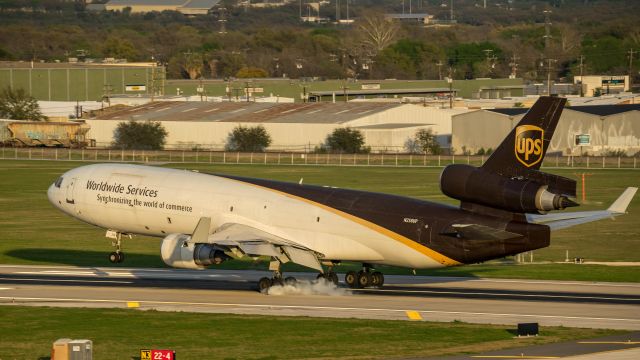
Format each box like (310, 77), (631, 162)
(226, 125), (271, 152)
(414, 128), (441, 155)
(112, 121), (168, 150)
(0, 87), (46, 121)
(101, 36), (138, 60)
(323, 127), (369, 154)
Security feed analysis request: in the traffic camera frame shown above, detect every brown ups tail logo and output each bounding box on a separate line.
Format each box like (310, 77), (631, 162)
(515, 125), (544, 167)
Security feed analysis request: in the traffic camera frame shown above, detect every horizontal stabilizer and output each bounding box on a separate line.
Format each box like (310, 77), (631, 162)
(449, 224), (522, 240)
(527, 187), (637, 231)
(608, 187), (638, 213)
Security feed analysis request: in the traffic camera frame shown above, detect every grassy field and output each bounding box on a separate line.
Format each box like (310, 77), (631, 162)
(0, 160), (638, 282)
(0, 306), (622, 360)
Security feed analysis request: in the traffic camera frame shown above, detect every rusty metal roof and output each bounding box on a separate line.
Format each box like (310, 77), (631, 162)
(92, 102), (401, 124)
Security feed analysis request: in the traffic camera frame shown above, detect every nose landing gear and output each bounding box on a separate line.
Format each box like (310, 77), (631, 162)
(106, 230), (128, 264)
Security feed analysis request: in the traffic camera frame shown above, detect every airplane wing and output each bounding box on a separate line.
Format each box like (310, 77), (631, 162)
(526, 187), (638, 231)
(205, 223), (324, 271)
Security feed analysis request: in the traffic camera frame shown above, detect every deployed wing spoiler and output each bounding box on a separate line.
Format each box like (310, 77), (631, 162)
(526, 187), (637, 231)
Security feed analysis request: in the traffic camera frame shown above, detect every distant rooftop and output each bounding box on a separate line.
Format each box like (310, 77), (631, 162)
(93, 102), (404, 124)
(386, 13), (431, 19)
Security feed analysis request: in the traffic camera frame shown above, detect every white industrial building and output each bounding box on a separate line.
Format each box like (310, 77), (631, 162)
(85, 102), (470, 152)
(105, 0), (220, 15)
(452, 104), (640, 156)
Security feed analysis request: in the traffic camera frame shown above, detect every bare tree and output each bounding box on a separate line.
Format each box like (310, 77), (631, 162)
(357, 13), (400, 55)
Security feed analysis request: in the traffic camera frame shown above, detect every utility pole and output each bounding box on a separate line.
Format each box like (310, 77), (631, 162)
(509, 54), (519, 79)
(435, 60), (443, 80)
(543, 9), (552, 51)
(628, 49), (636, 94)
(545, 58), (557, 95)
(218, 7), (227, 34)
(450, 0), (454, 21)
(578, 55), (585, 97)
(483, 49), (497, 77)
(448, 67), (454, 109)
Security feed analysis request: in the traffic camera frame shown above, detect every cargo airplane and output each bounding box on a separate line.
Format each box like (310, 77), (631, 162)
(48, 96), (637, 292)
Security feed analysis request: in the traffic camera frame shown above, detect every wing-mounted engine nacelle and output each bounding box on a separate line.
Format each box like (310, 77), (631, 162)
(160, 233), (231, 270)
(440, 164), (578, 214)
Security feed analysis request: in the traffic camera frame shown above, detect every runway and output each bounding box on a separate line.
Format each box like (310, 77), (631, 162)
(0, 265), (639, 330)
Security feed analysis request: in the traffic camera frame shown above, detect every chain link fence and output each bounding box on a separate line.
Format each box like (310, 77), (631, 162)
(2, 147), (639, 169)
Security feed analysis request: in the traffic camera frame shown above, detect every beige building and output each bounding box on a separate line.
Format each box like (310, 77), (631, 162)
(84, 102), (470, 151)
(105, 0), (220, 15)
(452, 104), (640, 156)
(574, 75), (630, 97)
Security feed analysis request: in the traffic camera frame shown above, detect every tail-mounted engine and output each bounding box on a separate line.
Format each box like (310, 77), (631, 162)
(160, 233), (230, 270)
(440, 164), (578, 214)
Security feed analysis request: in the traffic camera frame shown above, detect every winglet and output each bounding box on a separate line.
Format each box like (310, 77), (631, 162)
(607, 187), (638, 214)
(191, 217), (212, 243)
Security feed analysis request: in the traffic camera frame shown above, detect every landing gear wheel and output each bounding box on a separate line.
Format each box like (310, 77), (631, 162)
(258, 277), (272, 293)
(116, 252), (125, 263)
(371, 271), (384, 288)
(317, 272), (339, 286)
(328, 272), (339, 286)
(345, 271), (358, 288)
(284, 276), (297, 286)
(357, 270), (371, 288)
(108, 252), (120, 263)
(271, 277), (284, 287)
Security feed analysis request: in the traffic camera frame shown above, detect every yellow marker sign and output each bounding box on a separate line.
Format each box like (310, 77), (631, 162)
(405, 311), (423, 321)
(140, 349), (151, 360)
(127, 301), (140, 308)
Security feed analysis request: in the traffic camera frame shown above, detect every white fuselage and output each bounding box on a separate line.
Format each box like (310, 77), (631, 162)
(48, 164), (452, 269)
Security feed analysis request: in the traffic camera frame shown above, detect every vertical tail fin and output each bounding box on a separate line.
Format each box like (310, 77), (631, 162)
(482, 96), (567, 177)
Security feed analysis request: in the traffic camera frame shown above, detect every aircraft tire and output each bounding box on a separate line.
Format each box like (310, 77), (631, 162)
(272, 277), (284, 287)
(108, 252), (119, 263)
(357, 270), (371, 288)
(258, 277), (272, 293)
(371, 271), (384, 288)
(345, 271), (358, 288)
(328, 272), (339, 285)
(284, 276), (297, 285)
(117, 252), (125, 263)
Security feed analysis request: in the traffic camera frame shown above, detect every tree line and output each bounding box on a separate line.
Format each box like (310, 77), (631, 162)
(0, 1), (638, 82)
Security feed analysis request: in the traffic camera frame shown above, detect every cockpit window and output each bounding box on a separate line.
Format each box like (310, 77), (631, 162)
(54, 177), (64, 188)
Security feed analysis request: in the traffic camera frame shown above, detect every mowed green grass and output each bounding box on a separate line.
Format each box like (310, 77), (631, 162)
(0, 306), (621, 360)
(0, 160), (638, 281)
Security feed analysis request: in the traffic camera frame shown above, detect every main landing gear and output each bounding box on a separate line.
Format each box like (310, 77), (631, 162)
(344, 265), (384, 289)
(107, 230), (126, 264)
(258, 259), (297, 293)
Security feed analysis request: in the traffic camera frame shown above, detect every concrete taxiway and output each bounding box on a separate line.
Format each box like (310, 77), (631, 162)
(0, 265), (638, 331)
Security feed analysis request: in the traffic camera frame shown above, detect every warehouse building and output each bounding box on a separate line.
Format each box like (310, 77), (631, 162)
(105, 0), (220, 14)
(452, 104), (640, 156)
(85, 102), (470, 151)
(0, 62), (164, 102)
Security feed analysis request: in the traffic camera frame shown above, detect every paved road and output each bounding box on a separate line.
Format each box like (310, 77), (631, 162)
(0, 265), (639, 331)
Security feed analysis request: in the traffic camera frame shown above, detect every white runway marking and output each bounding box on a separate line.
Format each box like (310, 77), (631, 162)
(0, 277), (132, 284)
(360, 288), (638, 302)
(0, 288), (12, 290)
(0, 295), (638, 325)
